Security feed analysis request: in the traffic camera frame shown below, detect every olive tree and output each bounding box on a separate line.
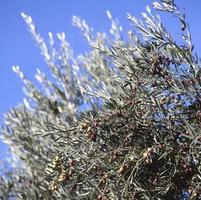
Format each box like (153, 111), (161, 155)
(1, 0), (201, 199)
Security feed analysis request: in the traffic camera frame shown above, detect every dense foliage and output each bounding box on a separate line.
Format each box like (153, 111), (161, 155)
(1, 0), (201, 199)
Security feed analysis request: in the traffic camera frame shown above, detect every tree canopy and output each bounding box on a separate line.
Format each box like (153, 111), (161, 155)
(1, 0), (201, 199)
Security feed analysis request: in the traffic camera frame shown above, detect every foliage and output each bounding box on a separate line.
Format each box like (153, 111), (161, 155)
(1, 0), (201, 199)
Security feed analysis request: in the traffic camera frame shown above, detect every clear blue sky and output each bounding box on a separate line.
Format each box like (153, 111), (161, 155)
(0, 0), (201, 154)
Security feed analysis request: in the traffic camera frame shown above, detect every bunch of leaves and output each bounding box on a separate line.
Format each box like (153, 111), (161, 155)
(1, 0), (201, 199)
(44, 1), (201, 199)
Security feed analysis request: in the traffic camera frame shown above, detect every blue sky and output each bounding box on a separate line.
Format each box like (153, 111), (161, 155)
(0, 0), (201, 154)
